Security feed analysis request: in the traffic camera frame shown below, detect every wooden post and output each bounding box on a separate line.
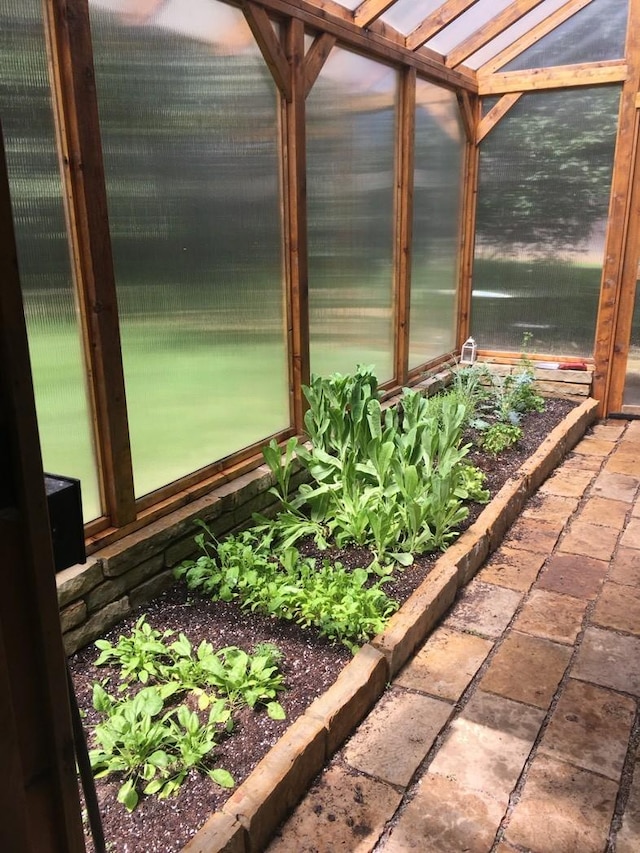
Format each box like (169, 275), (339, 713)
(457, 93), (480, 348)
(0, 120), (85, 852)
(592, 0), (640, 414)
(45, 0), (136, 526)
(394, 67), (416, 385)
(283, 18), (311, 432)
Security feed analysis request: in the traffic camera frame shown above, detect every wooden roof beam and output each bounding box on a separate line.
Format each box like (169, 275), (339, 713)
(446, 0), (548, 69)
(353, 0), (396, 28)
(406, 0), (481, 52)
(479, 0), (595, 75)
(480, 59), (627, 94)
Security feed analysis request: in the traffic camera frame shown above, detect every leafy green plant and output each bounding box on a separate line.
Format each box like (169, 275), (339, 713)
(88, 615), (290, 810)
(482, 422), (522, 455)
(89, 684), (233, 811)
(94, 615), (174, 687)
(176, 534), (398, 652)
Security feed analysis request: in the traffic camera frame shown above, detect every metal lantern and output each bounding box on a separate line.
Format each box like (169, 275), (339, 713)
(460, 337), (477, 365)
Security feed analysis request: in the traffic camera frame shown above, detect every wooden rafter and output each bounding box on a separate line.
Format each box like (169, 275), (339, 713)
(243, 1), (292, 101)
(446, 0), (548, 69)
(353, 0), (396, 28)
(477, 92), (523, 143)
(406, 0), (481, 52)
(480, 60), (627, 94)
(479, 0), (595, 76)
(304, 32), (336, 98)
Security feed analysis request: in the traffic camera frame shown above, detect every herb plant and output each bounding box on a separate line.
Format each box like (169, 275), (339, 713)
(88, 616), (287, 810)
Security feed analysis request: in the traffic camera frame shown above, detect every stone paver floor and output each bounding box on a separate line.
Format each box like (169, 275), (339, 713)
(266, 419), (640, 853)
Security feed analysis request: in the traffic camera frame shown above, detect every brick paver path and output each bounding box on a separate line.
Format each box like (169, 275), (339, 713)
(267, 420), (640, 853)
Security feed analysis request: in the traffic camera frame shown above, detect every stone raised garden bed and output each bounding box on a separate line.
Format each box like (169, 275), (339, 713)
(68, 388), (598, 852)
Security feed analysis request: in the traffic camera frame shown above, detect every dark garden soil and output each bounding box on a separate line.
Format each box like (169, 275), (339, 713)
(69, 396), (579, 853)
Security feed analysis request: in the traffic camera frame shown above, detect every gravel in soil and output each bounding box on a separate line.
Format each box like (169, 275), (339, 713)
(69, 397), (578, 852)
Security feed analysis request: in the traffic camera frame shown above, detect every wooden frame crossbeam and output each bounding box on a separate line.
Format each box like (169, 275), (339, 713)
(446, 0), (548, 69)
(457, 89), (476, 143)
(406, 1), (481, 52)
(477, 92), (523, 142)
(304, 32), (336, 97)
(243, 1), (292, 100)
(479, 60), (628, 94)
(479, 0), (595, 76)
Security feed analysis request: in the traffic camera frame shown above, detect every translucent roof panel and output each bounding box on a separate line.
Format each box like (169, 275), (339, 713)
(380, 0), (445, 35)
(331, 0), (627, 75)
(465, 0), (571, 70)
(502, 0), (628, 71)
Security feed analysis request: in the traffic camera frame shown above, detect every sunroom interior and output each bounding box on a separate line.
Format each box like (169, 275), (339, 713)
(2, 0), (640, 849)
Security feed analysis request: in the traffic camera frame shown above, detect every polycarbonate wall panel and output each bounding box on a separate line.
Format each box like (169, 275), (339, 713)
(0, 1), (101, 520)
(89, 1), (289, 499)
(504, 0), (627, 71)
(472, 87), (619, 356)
(306, 48), (397, 381)
(409, 80), (464, 369)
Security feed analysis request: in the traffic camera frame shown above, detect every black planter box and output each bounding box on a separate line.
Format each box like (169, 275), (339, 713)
(44, 473), (86, 573)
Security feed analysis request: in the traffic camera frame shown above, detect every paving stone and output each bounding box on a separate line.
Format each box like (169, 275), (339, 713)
(343, 689), (452, 787)
(573, 627), (640, 696)
(605, 450), (640, 477)
(609, 546), (640, 586)
(380, 773), (505, 853)
(537, 553), (608, 600)
(479, 631), (571, 709)
(590, 421), (627, 440)
(477, 546), (546, 592)
(622, 420), (640, 439)
(576, 495), (629, 529)
(395, 626), (493, 701)
(513, 588), (587, 644)
(443, 580), (522, 639)
(522, 493), (579, 524)
(428, 691), (544, 804)
(557, 520), (619, 561)
(502, 517), (563, 554)
(573, 436), (617, 457)
(504, 754), (618, 853)
(620, 517), (640, 550)
(539, 468), (596, 498)
(593, 581), (640, 636)
(561, 453), (603, 472)
(266, 765), (402, 853)
(617, 760), (640, 853)
(538, 678), (635, 781)
(591, 470), (639, 503)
